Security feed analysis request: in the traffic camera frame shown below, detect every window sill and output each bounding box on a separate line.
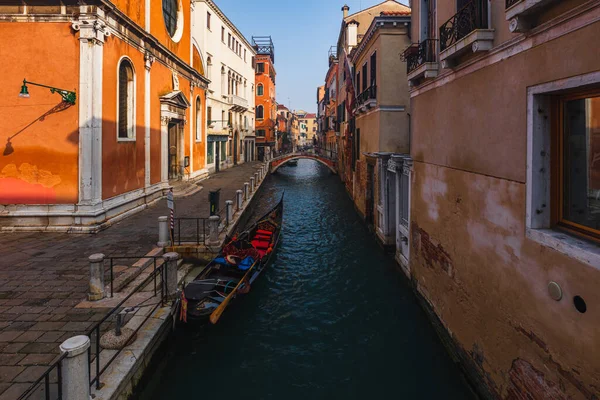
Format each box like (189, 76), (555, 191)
(117, 138), (136, 143)
(195, 139), (203, 143)
(527, 228), (600, 270)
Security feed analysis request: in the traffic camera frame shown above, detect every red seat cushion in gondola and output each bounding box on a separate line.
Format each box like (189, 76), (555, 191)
(251, 240), (270, 250)
(254, 234), (271, 241)
(257, 229), (273, 236)
(257, 249), (267, 257)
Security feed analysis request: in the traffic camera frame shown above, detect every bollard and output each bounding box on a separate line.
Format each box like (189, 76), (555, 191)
(60, 335), (91, 400)
(88, 254), (105, 301)
(255, 172), (259, 185)
(162, 252), (179, 300)
(208, 215), (220, 245)
(244, 183), (250, 200)
(236, 190), (243, 211)
(157, 216), (170, 247)
(258, 169), (263, 181)
(225, 200), (233, 226)
(250, 177), (255, 193)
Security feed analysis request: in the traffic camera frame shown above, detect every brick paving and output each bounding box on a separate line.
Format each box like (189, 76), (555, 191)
(0, 162), (263, 399)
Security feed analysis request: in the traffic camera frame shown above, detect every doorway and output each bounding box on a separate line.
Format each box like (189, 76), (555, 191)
(168, 122), (181, 180)
(215, 142), (220, 173)
(366, 163), (375, 226)
(234, 132), (239, 165)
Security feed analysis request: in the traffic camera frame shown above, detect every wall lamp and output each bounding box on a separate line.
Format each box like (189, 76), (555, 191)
(19, 79), (77, 105)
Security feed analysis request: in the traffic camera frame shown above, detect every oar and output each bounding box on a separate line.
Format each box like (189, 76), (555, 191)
(209, 260), (258, 325)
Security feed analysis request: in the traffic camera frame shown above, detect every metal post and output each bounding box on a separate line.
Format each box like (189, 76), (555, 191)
(60, 336), (90, 400)
(236, 190), (243, 211)
(88, 254), (105, 301)
(250, 177), (255, 193)
(162, 252), (179, 300)
(208, 215), (220, 245)
(244, 183), (250, 200)
(157, 216), (170, 247)
(225, 200), (233, 226)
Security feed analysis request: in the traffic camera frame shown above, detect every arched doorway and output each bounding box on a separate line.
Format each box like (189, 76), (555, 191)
(233, 131), (239, 165)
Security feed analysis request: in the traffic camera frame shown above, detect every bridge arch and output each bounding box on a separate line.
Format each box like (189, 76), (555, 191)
(270, 154), (337, 174)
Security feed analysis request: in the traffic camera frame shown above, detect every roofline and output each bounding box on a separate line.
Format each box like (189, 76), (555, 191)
(351, 14), (411, 63)
(198, 0), (256, 55)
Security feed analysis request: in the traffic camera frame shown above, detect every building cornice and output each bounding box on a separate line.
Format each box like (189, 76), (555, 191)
(196, 0), (256, 55)
(351, 14), (410, 63)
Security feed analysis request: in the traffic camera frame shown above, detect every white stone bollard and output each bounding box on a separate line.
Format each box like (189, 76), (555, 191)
(157, 216), (170, 247)
(244, 183), (250, 200)
(250, 177), (255, 193)
(208, 215), (220, 245)
(225, 200), (233, 226)
(236, 190), (243, 211)
(88, 254), (105, 301)
(60, 335), (91, 400)
(255, 172), (259, 185)
(162, 252), (179, 300)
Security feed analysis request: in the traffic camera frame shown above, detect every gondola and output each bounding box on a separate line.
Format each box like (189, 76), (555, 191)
(181, 194), (284, 324)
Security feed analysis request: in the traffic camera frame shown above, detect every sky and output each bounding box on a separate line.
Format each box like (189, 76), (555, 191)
(213, 0), (409, 114)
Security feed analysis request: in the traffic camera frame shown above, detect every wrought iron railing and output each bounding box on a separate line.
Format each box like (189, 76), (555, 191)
(506, 0), (521, 9)
(173, 217), (209, 245)
(440, 0), (489, 51)
(17, 353), (67, 400)
(406, 39), (438, 74)
(106, 256), (165, 298)
(356, 85), (377, 106)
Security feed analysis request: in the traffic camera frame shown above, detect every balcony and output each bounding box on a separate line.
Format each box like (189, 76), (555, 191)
(355, 86), (377, 114)
(505, 0), (557, 32)
(404, 39), (439, 85)
(439, 0), (494, 69)
(228, 95), (248, 112)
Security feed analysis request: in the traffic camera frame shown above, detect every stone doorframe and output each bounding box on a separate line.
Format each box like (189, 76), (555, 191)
(160, 91), (190, 183)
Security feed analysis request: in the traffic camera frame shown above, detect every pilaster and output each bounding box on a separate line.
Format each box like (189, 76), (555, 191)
(144, 51), (155, 188)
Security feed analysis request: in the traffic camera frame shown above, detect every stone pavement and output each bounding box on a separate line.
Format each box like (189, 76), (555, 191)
(0, 162), (263, 399)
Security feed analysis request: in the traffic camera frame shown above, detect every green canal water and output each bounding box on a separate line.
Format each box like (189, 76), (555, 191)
(137, 160), (473, 399)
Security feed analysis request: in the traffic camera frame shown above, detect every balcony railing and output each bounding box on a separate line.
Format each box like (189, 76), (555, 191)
(357, 85), (377, 106)
(506, 0), (521, 9)
(228, 95), (248, 110)
(440, 0), (488, 51)
(406, 39), (438, 74)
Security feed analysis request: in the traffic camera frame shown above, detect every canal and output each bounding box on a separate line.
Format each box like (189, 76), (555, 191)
(137, 160), (474, 399)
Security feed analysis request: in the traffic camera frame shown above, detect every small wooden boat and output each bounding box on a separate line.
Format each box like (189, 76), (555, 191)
(287, 159), (298, 167)
(182, 195), (284, 324)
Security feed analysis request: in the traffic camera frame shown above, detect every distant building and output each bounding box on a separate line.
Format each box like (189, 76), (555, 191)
(253, 36), (277, 160)
(316, 86), (326, 149)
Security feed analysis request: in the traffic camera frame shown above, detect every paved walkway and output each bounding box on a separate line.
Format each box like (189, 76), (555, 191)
(0, 162), (263, 399)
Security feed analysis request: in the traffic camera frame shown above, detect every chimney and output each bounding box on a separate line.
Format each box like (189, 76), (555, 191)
(342, 4), (349, 19)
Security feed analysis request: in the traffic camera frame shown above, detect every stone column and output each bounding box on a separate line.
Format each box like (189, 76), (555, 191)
(88, 254), (105, 301)
(236, 190), (243, 211)
(60, 335), (91, 400)
(225, 200), (233, 226)
(162, 252), (179, 300)
(208, 215), (220, 245)
(250, 177), (255, 193)
(157, 216), (170, 247)
(244, 183), (250, 200)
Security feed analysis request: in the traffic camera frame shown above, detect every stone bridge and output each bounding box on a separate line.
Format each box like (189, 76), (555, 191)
(269, 152), (337, 174)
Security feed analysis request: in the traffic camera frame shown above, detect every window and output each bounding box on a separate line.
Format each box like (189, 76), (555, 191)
(362, 63), (368, 91)
(207, 142), (214, 164)
(356, 71), (361, 94)
(257, 84), (264, 96)
(207, 106), (212, 125)
(118, 59), (135, 140)
(228, 33), (231, 48)
(221, 141), (226, 161)
(206, 12), (211, 29)
(162, 0), (178, 37)
(244, 49), (247, 62)
(244, 116), (248, 129)
(195, 97), (202, 141)
(221, 27), (225, 42)
(257, 129), (266, 137)
(370, 52), (377, 87)
(256, 105), (264, 119)
(256, 62), (265, 73)
(553, 91), (600, 239)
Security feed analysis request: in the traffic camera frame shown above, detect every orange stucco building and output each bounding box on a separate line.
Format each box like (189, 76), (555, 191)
(252, 36), (276, 161)
(0, 1), (209, 231)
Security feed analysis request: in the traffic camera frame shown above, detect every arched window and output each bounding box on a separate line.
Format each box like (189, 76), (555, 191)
(162, 0), (178, 37)
(256, 105), (264, 120)
(195, 96), (202, 142)
(118, 59), (135, 140)
(257, 84), (264, 96)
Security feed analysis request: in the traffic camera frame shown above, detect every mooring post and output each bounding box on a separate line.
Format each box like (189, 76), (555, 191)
(244, 182), (250, 200)
(236, 190), (243, 211)
(250, 177), (255, 193)
(208, 215), (220, 245)
(157, 216), (170, 247)
(225, 200), (233, 226)
(88, 254), (105, 301)
(162, 252), (179, 300)
(60, 335), (91, 400)
(255, 172), (259, 185)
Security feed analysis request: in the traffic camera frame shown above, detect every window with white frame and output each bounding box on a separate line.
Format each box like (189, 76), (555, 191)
(257, 84), (264, 96)
(118, 58), (135, 140)
(256, 105), (264, 120)
(195, 96), (202, 142)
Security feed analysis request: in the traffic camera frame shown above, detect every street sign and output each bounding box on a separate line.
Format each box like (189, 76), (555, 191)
(167, 190), (174, 210)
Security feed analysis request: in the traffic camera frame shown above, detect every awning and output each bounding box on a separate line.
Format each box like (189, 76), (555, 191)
(208, 135), (229, 143)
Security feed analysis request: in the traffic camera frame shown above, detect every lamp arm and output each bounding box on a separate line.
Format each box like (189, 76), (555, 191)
(23, 79), (77, 105)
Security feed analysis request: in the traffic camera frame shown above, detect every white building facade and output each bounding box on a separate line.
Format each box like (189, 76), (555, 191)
(191, 0), (256, 173)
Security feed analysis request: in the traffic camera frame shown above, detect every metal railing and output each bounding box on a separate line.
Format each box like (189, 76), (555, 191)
(356, 85), (377, 106)
(88, 262), (168, 390)
(440, 0), (489, 51)
(105, 256), (164, 298)
(406, 39), (438, 74)
(506, 0), (521, 9)
(17, 353), (67, 400)
(173, 217), (209, 245)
